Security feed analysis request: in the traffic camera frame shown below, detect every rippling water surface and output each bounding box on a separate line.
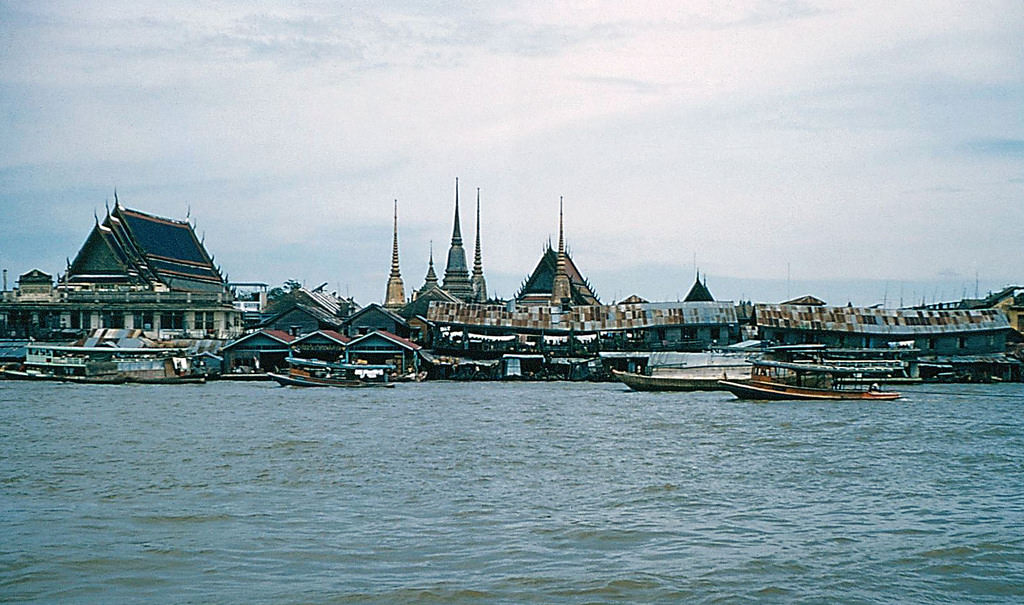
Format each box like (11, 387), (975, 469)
(2, 380), (1023, 603)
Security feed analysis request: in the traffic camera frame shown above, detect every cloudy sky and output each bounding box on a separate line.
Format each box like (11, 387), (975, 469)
(2, 1), (1021, 306)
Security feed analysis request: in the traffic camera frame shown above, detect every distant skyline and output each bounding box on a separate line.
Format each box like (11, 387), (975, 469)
(2, 1), (1022, 306)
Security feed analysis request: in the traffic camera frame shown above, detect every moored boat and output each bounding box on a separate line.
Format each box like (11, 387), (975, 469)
(718, 360), (900, 401)
(613, 368), (741, 391)
(270, 356), (397, 388)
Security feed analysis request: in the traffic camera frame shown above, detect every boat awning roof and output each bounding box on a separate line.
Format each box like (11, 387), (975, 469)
(754, 359), (867, 375)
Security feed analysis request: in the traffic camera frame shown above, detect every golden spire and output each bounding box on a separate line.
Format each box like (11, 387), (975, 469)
(385, 199), (405, 308)
(551, 196), (571, 305)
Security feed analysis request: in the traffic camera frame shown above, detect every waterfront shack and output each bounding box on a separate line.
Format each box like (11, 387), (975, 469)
(220, 329), (295, 373)
(344, 330), (421, 376)
(289, 329), (350, 362)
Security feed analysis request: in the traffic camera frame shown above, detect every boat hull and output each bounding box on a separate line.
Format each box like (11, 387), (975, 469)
(613, 370), (727, 392)
(269, 372), (395, 388)
(718, 379), (900, 401)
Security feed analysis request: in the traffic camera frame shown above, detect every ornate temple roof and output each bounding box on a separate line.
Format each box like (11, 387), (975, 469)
(66, 202), (225, 293)
(516, 246), (600, 306)
(683, 274), (714, 302)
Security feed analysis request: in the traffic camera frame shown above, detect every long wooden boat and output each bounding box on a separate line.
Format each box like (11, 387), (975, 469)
(270, 357), (397, 388)
(269, 371), (394, 388)
(127, 375), (207, 385)
(62, 374), (129, 385)
(718, 360), (900, 401)
(613, 369), (728, 391)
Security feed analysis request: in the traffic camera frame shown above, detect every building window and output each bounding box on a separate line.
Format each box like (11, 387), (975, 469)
(160, 311), (184, 330)
(100, 311), (124, 328)
(958, 336), (967, 350)
(135, 311), (154, 330)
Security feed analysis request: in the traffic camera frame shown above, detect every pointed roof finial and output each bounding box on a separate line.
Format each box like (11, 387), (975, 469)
(558, 196), (565, 258)
(551, 196), (571, 305)
(390, 199), (401, 278)
(422, 240), (439, 289)
(451, 177), (463, 245)
(113, 188), (119, 207)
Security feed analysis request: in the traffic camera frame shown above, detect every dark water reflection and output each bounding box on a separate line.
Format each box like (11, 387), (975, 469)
(2, 381), (1023, 603)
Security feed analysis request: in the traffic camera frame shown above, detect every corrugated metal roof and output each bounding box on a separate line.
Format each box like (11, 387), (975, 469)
(426, 301), (737, 333)
(754, 304), (1010, 335)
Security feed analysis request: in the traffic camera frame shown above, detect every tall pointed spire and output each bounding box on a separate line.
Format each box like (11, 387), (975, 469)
(423, 241), (438, 287)
(385, 199), (406, 309)
(470, 187), (487, 303)
(442, 177), (473, 301)
(551, 196), (571, 305)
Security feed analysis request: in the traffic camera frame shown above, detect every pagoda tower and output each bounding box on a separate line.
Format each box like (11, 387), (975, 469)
(550, 197), (571, 305)
(417, 241), (439, 297)
(384, 200), (406, 309)
(441, 178), (474, 301)
(470, 188), (488, 303)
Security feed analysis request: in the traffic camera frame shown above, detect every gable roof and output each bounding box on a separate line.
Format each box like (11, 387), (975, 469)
(782, 295), (827, 306)
(343, 302), (409, 328)
(222, 329), (296, 350)
(346, 329), (421, 351)
(18, 269), (53, 284)
(67, 203), (225, 292)
(398, 286), (461, 319)
(291, 329), (351, 346)
(516, 246), (599, 305)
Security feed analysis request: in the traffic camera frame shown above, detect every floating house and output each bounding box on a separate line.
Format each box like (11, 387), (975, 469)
(753, 304), (1020, 381)
(220, 329), (295, 373)
(289, 329), (351, 362)
(426, 300), (740, 357)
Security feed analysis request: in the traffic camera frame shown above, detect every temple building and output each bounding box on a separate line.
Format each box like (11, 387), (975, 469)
(384, 200), (406, 309)
(0, 199), (241, 340)
(516, 199), (599, 306)
(441, 178), (474, 301)
(684, 272), (715, 302)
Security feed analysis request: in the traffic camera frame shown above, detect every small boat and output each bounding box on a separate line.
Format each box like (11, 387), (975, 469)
(0, 368), (51, 381)
(270, 357), (397, 388)
(613, 369), (735, 391)
(718, 360), (900, 401)
(127, 375), (207, 385)
(62, 374), (129, 385)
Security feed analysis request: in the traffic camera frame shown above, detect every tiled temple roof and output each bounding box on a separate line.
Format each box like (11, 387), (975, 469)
(67, 203), (225, 292)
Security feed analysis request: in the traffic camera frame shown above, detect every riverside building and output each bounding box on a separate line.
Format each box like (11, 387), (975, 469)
(0, 200), (241, 340)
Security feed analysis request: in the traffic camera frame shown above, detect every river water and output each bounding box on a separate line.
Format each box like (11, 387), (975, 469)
(2, 380), (1023, 603)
